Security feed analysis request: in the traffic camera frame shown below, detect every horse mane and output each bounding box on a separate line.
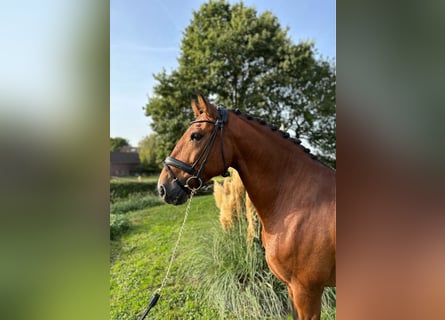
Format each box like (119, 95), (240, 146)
(228, 108), (334, 170)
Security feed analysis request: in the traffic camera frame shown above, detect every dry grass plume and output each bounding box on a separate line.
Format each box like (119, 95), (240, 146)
(213, 168), (258, 244)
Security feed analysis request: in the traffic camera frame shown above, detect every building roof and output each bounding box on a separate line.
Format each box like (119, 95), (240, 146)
(110, 152), (140, 164)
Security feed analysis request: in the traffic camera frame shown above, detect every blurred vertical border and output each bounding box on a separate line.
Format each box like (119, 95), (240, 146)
(3, 0), (445, 319)
(337, 0), (445, 319)
(0, 1), (109, 319)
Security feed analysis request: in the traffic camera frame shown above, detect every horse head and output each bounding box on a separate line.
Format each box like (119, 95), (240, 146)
(158, 95), (233, 205)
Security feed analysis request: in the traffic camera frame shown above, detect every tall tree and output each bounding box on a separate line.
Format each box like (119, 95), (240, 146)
(145, 0), (336, 166)
(110, 137), (130, 152)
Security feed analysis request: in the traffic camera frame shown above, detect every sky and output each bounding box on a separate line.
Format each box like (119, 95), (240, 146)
(110, 0), (336, 147)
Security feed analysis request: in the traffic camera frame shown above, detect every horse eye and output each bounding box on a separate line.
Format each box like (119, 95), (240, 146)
(191, 132), (204, 141)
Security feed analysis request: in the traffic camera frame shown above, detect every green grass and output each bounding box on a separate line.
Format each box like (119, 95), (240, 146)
(110, 195), (220, 319)
(188, 216), (291, 319)
(110, 194), (336, 319)
(110, 214), (131, 240)
(321, 287), (336, 320)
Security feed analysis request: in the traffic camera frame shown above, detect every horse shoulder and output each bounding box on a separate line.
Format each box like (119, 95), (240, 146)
(262, 207), (335, 286)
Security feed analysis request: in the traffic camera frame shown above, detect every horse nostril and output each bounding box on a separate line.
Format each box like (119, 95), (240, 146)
(158, 185), (166, 198)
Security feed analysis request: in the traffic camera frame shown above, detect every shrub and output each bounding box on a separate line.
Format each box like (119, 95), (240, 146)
(110, 193), (163, 215)
(110, 181), (158, 202)
(110, 214), (130, 240)
(109, 179), (212, 203)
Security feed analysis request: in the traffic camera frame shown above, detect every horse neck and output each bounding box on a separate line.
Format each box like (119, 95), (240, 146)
(227, 113), (331, 224)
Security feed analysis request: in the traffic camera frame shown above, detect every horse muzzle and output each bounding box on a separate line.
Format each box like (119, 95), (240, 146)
(157, 178), (189, 205)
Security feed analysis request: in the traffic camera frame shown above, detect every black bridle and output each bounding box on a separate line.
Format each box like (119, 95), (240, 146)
(162, 106), (230, 192)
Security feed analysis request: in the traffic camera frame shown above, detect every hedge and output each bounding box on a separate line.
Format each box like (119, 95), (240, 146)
(110, 179), (215, 203)
(110, 181), (158, 202)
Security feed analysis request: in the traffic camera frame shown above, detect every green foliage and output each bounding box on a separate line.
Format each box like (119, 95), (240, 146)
(111, 193), (163, 215)
(110, 181), (158, 203)
(137, 134), (162, 173)
(145, 0), (336, 165)
(110, 214), (130, 240)
(110, 137), (130, 151)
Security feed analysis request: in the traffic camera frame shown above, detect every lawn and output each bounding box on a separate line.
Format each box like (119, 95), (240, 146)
(110, 195), (221, 319)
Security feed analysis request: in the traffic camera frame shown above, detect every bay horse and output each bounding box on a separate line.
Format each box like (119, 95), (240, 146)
(157, 95), (336, 320)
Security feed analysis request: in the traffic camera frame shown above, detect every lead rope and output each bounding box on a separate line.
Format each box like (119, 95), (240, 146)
(139, 190), (196, 320)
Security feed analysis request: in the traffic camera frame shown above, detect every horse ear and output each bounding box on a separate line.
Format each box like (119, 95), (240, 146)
(197, 94), (217, 119)
(191, 99), (201, 119)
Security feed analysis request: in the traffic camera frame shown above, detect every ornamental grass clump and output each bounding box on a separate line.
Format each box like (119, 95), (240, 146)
(206, 168), (290, 318)
(214, 168), (258, 244)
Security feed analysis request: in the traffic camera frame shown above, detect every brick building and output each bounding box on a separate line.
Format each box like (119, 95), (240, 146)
(110, 151), (140, 176)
